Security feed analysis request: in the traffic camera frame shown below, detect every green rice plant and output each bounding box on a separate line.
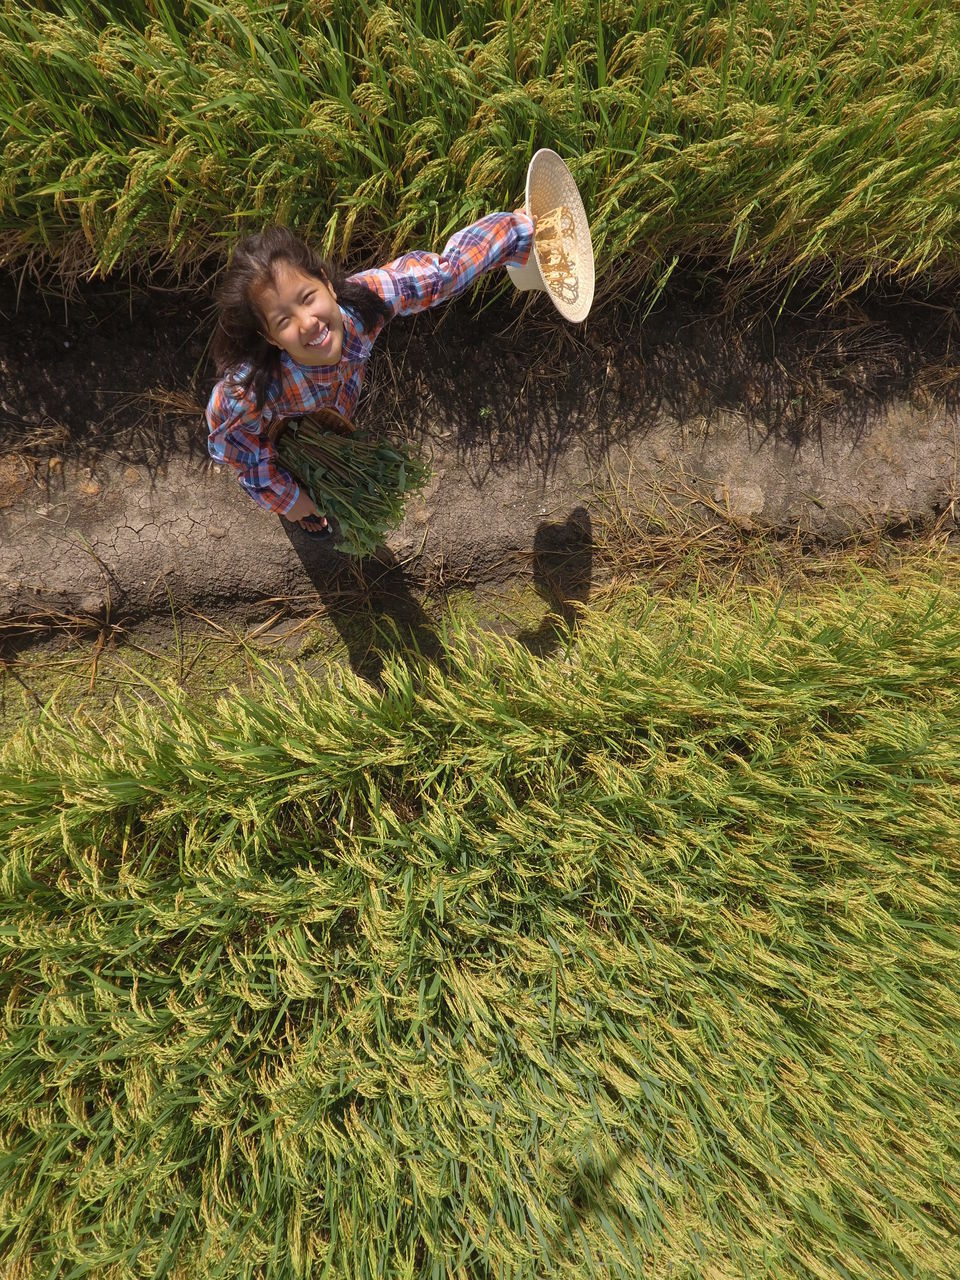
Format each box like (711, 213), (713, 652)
(2, 561), (960, 1277)
(3, 0), (960, 302)
(275, 415), (430, 556)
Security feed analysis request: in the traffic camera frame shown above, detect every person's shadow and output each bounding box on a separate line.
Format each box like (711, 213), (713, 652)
(282, 522), (445, 686)
(516, 506), (593, 658)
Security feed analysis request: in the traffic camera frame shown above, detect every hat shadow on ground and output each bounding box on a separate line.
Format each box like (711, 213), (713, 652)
(515, 506), (593, 659)
(282, 520), (445, 686)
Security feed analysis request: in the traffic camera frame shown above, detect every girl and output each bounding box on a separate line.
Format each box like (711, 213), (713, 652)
(206, 209), (535, 535)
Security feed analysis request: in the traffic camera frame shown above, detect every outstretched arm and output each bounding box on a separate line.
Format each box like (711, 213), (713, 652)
(350, 210), (534, 324)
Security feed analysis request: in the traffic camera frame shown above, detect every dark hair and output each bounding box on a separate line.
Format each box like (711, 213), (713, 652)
(211, 225), (391, 410)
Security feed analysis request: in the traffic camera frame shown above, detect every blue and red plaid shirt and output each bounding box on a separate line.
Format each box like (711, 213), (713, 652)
(206, 211), (534, 514)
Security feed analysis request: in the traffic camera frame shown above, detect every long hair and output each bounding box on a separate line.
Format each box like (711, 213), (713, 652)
(211, 225), (391, 410)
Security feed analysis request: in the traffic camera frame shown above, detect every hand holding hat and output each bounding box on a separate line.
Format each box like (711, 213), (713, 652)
(508, 148), (595, 324)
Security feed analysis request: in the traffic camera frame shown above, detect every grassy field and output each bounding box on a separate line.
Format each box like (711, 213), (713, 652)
(3, 0), (960, 301)
(3, 2), (959, 1274)
(2, 558), (959, 1278)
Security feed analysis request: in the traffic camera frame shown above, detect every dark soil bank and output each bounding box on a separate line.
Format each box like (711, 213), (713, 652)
(2, 270), (959, 643)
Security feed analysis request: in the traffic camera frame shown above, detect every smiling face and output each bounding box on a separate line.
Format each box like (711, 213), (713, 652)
(255, 261), (345, 367)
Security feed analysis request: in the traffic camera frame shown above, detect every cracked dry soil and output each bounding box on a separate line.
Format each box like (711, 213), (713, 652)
(2, 271), (960, 649)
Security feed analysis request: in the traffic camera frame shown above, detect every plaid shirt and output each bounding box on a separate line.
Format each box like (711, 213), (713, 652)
(206, 211), (533, 514)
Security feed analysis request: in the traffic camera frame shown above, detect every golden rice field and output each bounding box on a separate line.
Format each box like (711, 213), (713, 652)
(3, 3), (960, 1276)
(2, 564), (960, 1278)
(2, 0), (960, 302)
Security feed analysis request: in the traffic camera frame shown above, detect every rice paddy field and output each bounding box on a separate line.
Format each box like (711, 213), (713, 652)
(3, 0), (960, 299)
(4, 0), (960, 1276)
(2, 556), (960, 1278)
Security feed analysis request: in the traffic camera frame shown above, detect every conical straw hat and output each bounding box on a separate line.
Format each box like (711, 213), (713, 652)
(507, 148), (595, 323)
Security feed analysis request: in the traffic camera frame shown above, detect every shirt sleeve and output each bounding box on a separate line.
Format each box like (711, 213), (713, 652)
(206, 376), (301, 515)
(350, 210), (534, 324)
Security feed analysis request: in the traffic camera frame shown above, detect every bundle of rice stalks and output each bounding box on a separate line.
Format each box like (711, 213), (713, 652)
(275, 412), (430, 556)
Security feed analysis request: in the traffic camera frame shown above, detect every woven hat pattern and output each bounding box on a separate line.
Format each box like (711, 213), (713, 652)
(527, 149), (595, 323)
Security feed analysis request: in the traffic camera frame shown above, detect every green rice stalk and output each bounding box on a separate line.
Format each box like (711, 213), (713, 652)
(275, 417), (430, 556)
(3, 1), (960, 304)
(2, 561), (960, 1277)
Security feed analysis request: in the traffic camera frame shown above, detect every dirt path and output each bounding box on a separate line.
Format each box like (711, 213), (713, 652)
(2, 274), (959, 643)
